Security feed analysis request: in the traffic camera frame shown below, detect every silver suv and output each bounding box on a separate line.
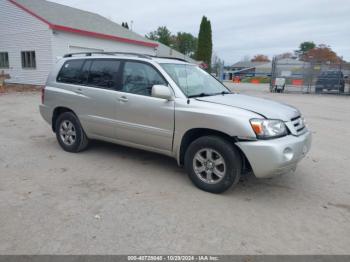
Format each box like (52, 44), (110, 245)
(40, 52), (311, 193)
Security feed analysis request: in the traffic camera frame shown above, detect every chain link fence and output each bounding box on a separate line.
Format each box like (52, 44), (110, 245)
(270, 58), (350, 95)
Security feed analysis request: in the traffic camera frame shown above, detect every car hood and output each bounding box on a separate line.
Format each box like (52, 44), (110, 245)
(196, 94), (300, 121)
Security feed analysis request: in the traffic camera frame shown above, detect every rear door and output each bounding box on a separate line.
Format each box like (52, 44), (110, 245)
(79, 59), (122, 138)
(57, 58), (122, 139)
(113, 61), (175, 152)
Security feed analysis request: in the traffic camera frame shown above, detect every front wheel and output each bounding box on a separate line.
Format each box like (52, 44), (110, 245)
(184, 136), (242, 194)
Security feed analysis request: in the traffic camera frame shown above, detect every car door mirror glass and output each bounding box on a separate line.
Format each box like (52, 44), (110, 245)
(152, 85), (173, 100)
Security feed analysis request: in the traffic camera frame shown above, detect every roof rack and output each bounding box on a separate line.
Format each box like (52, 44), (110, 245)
(63, 52), (151, 59)
(151, 56), (189, 62)
(62, 52), (192, 63)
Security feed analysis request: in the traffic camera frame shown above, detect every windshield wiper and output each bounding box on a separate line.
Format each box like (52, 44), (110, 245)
(188, 91), (231, 98)
(188, 93), (213, 98)
(219, 91), (231, 95)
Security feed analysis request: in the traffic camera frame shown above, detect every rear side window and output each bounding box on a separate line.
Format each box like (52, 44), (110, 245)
(57, 60), (84, 84)
(88, 60), (121, 89)
(79, 60), (92, 85)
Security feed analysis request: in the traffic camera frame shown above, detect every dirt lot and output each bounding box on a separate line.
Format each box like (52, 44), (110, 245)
(0, 84), (349, 254)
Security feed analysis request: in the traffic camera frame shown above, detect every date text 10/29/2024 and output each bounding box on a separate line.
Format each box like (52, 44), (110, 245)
(127, 256), (219, 261)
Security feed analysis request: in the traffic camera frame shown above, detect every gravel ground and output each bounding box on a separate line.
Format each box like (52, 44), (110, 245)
(0, 84), (349, 254)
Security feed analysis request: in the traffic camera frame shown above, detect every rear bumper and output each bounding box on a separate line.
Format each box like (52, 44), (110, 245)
(236, 131), (312, 178)
(39, 104), (52, 125)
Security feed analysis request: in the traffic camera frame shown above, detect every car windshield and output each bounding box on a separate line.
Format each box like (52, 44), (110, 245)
(320, 71), (343, 78)
(160, 63), (230, 98)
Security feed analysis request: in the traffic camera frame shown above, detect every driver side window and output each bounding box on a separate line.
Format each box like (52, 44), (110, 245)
(122, 61), (167, 96)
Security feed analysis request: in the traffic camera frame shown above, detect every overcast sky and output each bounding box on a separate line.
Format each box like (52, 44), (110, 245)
(50, 0), (350, 64)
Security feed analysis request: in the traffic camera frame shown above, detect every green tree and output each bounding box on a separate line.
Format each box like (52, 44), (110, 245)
(146, 27), (198, 58)
(146, 26), (172, 46)
(296, 41), (316, 58)
(174, 32), (198, 57)
(196, 16), (213, 70)
(121, 22), (129, 29)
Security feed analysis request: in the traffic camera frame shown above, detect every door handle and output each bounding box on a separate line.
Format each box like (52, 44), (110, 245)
(118, 96), (128, 102)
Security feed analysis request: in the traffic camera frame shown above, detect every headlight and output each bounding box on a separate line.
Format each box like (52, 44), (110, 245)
(250, 119), (288, 139)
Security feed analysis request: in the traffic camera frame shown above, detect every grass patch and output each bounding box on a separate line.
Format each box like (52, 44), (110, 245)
(241, 76), (271, 83)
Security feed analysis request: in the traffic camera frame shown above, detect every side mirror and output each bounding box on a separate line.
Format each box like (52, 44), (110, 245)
(152, 85), (173, 100)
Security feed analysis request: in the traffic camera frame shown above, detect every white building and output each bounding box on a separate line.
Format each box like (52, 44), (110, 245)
(0, 0), (194, 85)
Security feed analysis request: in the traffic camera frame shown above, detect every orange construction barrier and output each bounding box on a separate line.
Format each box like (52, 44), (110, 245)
(251, 79), (260, 84)
(292, 79), (303, 86)
(232, 76), (241, 83)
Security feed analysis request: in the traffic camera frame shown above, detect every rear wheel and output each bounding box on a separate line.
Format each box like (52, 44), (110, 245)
(184, 136), (242, 194)
(55, 112), (89, 153)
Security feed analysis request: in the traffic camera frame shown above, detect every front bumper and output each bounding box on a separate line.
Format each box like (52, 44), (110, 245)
(236, 130), (312, 178)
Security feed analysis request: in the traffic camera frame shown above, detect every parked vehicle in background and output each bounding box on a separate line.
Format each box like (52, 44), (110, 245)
(271, 77), (286, 93)
(40, 52), (312, 193)
(315, 70), (345, 93)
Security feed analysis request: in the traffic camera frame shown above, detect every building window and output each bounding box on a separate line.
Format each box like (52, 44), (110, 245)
(0, 52), (9, 68)
(21, 51), (36, 69)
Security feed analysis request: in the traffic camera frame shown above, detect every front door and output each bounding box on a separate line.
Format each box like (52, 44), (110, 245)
(114, 61), (174, 152)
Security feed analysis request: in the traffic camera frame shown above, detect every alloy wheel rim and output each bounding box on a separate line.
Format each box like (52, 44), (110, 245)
(59, 120), (77, 146)
(193, 148), (226, 184)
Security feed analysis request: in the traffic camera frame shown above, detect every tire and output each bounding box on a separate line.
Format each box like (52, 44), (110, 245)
(55, 112), (89, 153)
(184, 136), (242, 194)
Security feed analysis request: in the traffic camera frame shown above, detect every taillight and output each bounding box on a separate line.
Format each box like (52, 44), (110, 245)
(41, 86), (45, 104)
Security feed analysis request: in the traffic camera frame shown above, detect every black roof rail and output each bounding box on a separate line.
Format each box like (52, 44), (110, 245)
(63, 52), (151, 59)
(151, 56), (189, 62)
(62, 52), (193, 63)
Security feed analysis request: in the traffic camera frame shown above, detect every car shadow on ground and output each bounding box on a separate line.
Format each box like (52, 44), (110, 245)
(82, 140), (297, 198)
(87, 139), (183, 171)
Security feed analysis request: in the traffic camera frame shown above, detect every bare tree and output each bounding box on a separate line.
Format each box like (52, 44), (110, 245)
(251, 54), (270, 62)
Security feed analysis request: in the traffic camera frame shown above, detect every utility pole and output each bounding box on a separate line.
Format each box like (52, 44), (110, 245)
(270, 56), (277, 92)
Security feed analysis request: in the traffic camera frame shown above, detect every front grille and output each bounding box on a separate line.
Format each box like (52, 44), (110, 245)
(290, 115), (306, 135)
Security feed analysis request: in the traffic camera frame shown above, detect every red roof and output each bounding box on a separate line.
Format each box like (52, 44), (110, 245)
(8, 0), (158, 48)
